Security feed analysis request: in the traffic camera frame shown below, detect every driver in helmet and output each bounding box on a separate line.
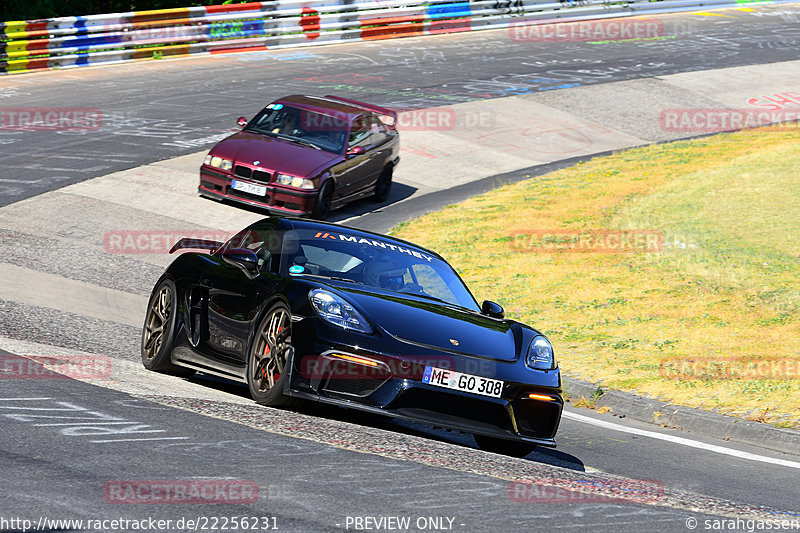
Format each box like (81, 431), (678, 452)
(363, 259), (406, 291)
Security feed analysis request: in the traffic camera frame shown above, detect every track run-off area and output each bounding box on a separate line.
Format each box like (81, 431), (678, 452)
(1, 5), (800, 532)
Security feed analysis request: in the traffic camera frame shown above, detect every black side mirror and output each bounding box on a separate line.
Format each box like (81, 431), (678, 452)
(222, 248), (259, 278)
(481, 300), (504, 319)
(237, 116), (248, 128)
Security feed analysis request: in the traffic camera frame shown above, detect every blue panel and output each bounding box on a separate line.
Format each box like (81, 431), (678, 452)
(62, 35), (123, 49)
(72, 17), (90, 37)
(206, 19), (265, 39)
(427, 2), (472, 19)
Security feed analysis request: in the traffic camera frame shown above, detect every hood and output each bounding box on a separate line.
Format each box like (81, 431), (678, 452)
(211, 132), (341, 177)
(337, 286), (521, 362)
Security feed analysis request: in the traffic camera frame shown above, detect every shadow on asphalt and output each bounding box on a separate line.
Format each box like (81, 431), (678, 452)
(186, 372), (586, 471)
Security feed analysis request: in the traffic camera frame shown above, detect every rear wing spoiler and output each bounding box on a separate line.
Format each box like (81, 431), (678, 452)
(169, 238), (223, 254)
(324, 95), (398, 128)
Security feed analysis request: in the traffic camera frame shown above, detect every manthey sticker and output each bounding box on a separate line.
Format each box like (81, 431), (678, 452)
(313, 232), (434, 262)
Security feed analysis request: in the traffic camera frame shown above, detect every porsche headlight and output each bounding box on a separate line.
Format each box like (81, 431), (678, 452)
(526, 335), (555, 370)
(309, 289), (372, 334)
(276, 173), (314, 189)
(204, 154), (233, 171)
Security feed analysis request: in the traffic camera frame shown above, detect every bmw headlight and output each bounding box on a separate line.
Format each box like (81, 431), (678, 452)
(276, 173), (315, 189)
(204, 154), (233, 171)
(309, 289), (372, 334)
(526, 335), (555, 370)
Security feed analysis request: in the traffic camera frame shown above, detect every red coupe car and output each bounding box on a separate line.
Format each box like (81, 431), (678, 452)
(199, 95), (400, 219)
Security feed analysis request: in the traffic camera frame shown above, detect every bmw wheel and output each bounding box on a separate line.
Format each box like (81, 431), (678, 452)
(311, 181), (333, 219)
(372, 165), (392, 202)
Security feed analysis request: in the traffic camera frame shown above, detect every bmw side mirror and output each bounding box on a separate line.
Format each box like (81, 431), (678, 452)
(222, 248), (259, 278)
(346, 146), (365, 158)
(481, 300), (504, 319)
(237, 116), (248, 128)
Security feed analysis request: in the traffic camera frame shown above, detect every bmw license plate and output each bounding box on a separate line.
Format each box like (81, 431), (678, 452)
(422, 366), (503, 398)
(231, 179), (267, 197)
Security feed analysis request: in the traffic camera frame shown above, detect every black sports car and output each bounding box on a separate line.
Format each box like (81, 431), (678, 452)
(141, 217), (562, 456)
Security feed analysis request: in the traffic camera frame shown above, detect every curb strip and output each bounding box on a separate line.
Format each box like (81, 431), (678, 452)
(565, 376), (800, 456)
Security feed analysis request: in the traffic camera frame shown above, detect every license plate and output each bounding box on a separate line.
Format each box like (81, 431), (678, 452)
(422, 366), (504, 398)
(231, 179), (267, 197)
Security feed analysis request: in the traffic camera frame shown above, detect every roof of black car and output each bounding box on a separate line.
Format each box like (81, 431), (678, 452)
(277, 217), (444, 260)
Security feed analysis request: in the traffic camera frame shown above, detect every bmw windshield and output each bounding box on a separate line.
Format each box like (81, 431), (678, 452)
(244, 104), (348, 154)
(282, 229), (480, 312)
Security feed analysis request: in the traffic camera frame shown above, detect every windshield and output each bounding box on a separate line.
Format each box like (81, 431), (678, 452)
(282, 229), (480, 312)
(244, 104), (348, 154)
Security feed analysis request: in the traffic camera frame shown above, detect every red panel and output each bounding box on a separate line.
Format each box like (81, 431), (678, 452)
(26, 22), (50, 32)
(360, 16), (425, 40)
(205, 2), (265, 14)
(300, 7), (321, 40)
(26, 40), (50, 52)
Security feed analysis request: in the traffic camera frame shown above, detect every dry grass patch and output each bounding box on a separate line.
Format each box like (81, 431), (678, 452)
(392, 129), (800, 428)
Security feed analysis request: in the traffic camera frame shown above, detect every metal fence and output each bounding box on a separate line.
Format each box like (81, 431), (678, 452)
(0, 0), (789, 74)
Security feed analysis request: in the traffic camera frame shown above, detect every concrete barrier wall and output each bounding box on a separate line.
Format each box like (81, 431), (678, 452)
(0, 0), (792, 74)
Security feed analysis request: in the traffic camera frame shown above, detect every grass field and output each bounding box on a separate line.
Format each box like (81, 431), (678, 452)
(392, 129), (800, 428)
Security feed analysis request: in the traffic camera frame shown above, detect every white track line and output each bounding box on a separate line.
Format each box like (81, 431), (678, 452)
(563, 410), (800, 470)
(90, 437), (190, 443)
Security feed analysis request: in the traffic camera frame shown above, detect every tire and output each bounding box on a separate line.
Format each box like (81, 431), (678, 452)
(311, 181), (333, 219)
(474, 434), (537, 458)
(246, 302), (298, 407)
(372, 165), (392, 202)
(141, 278), (195, 376)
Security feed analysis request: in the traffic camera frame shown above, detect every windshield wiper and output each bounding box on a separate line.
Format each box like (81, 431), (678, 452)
(404, 292), (451, 305)
(247, 130), (323, 150)
(399, 291), (477, 312)
(245, 127), (278, 138)
(285, 137), (322, 151)
(303, 274), (364, 284)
